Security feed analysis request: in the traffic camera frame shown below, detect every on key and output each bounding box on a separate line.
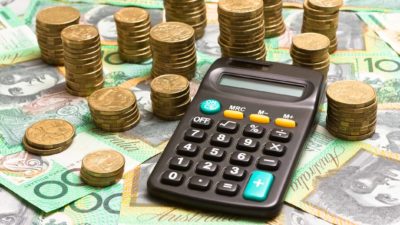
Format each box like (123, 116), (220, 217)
(184, 128), (206, 143)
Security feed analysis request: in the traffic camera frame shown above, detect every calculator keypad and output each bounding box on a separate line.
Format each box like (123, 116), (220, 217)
(216, 181), (239, 196)
(184, 128), (207, 142)
(177, 142), (199, 156)
(264, 142), (286, 156)
(210, 133), (232, 147)
(217, 120), (239, 133)
(161, 171), (184, 186)
(191, 116), (213, 129)
(237, 137), (259, 152)
(196, 161), (219, 176)
(230, 152), (252, 166)
(257, 157), (280, 171)
(189, 176), (211, 191)
(169, 156), (192, 171)
(243, 124), (265, 138)
(203, 147), (225, 161)
(269, 129), (291, 143)
(223, 166), (246, 181)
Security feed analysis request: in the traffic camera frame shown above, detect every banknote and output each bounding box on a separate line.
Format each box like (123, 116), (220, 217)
(24, 0), (163, 46)
(0, 182), (122, 225)
(0, 7), (39, 65)
(286, 126), (400, 225)
(118, 155), (331, 225)
(53, 0), (163, 9)
(0, 0), (31, 16)
(358, 12), (400, 55)
(282, 0), (400, 12)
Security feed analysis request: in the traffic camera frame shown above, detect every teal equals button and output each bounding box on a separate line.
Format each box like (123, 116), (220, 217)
(243, 170), (274, 202)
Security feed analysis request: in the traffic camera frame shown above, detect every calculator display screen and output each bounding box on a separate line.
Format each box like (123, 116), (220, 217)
(219, 75), (304, 97)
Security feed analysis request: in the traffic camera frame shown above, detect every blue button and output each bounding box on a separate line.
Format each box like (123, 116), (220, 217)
(243, 170), (274, 202)
(200, 99), (221, 115)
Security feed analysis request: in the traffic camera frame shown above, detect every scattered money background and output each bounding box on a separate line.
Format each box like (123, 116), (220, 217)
(0, 0), (399, 224)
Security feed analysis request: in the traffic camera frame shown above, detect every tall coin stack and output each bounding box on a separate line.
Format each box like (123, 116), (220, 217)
(290, 33), (330, 78)
(150, 22), (197, 80)
(114, 7), (152, 63)
(81, 150), (125, 187)
(326, 80), (377, 141)
(164, 0), (207, 39)
(151, 74), (191, 121)
(302, 0), (343, 53)
(88, 87), (140, 132)
(263, 0), (286, 38)
(218, 0), (266, 60)
(36, 6), (80, 65)
(61, 25), (104, 97)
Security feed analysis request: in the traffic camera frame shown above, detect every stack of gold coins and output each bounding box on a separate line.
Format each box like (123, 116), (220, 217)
(88, 87), (140, 132)
(290, 33), (330, 78)
(263, 0), (286, 38)
(114, 7), (152, 63)
(164, 0), (207, 39)
(151, 74), (191, 121)
(302, 0), (343, 53)
(150, 22), (197, 80)
(326, 80), (377, 141)
(62, 25), (104, 97)
(23, 119), (75, 156)
(81, 150), (125, 187)
(36, 6), (80, 65)
(218, 0), (266, 60)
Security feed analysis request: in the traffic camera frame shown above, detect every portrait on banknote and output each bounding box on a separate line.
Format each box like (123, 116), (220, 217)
(0, 186), (36, 225)
(0, 60), (64, 107)
(305, 150), (400, 225)
(366, 110), (400, 153)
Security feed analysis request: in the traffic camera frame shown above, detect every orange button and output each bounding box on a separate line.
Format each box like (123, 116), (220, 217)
(224, 110), (244, 120)
(249, 114), (270, 124)
(275, 118), (296, 128)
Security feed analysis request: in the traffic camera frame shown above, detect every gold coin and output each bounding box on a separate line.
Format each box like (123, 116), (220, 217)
(61, 25), (100, 45)
(327, 80), (376, 107)
(327, 126), (375, 141)
(95, 114), (140, 132)
(114, 7), (149, 25)
(36, 6), (80, 28)
(150, 22), (194, 45)
(82, 150), (125, 177)
(25, 119), (75, 149)
(150, 74), (190, 98)
(292, 32), (330, 53)
(88, 87), (136, 115)
(218, 0), (263, 16)
(307, 0), (343, 12)
(80, 170), (122, 187)
(23, 137), (71, 156)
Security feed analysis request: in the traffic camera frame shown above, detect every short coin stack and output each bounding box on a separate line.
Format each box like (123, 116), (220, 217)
(88, 87), (140, 132)
(302, 0), (343, 53)
(114, 7), (152, 63)
(164, 0), (207, 39)
(36, 6), (80, 65)
(291, 33), (330, 78)
(151, 74), (191, 121)
(326, 80), (377, 141)
(62, 25), (104, 97)
(23, 119), (75, 156)
(81, 150), (125, 187)
(218, 0), (266, 60)
(263, 0), (286, 38)
(150, 22), (197, 80)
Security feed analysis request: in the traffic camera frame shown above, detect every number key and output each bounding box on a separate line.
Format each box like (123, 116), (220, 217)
(184, 128), (206, 143)
(203, 147), (225, 161)
(161, 170), (184, 186)
(177, 142), (199, 156)
(196, 161), (218, 176)
(223, 166), (246, 181)
(210, 133), (232, 147)
(237, 137), (259, 152)
(230, 152), (252, 166)
(169, 156), (192, 171)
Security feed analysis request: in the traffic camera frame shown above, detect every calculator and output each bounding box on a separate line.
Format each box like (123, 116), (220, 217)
(147, 58), (325, 218)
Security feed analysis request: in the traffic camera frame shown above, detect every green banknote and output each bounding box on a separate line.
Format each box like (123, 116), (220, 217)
(118, 155), (331, 225)
(358, 12), (400, 55)
(24, 0), (164, 46)
(0, 182), (122, 224)
(53, 0), (163, 8)
(282, 0), (400, 12)
(0, 7), (39, 65)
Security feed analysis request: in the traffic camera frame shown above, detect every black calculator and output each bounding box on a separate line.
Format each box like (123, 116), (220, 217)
(147, 58), (325, 218)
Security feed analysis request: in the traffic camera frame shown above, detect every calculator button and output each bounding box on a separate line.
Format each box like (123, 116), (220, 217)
(264, 142), (286, 156)
(257, 157), (280, 171)
(189, 176), (211, 191)
(249, 114), (270, 124)
(203, 147), (225, 161)
(196, 161), (218, 176)
(184, 128), (206, 143)
(243, 171), (274, 202)
(216, 181), (239, 196)
(223, 166), (246, 181)
(210, 133), (232, 147)
(161, 170), (184, 186)
(200, 99), (221, 115)
(223, 110), (244, 120)
(169, 156), (192, 171)
(269, 129), (291, 143)
(275, 118), (296, 128)
(177, 142), (199, 156)
(243, 124), (265, 138)
(191, 116), (213, 129)
(230, 152), (252, 166)
(237, 138), (259, 152)
(217, 120), (239, 133)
